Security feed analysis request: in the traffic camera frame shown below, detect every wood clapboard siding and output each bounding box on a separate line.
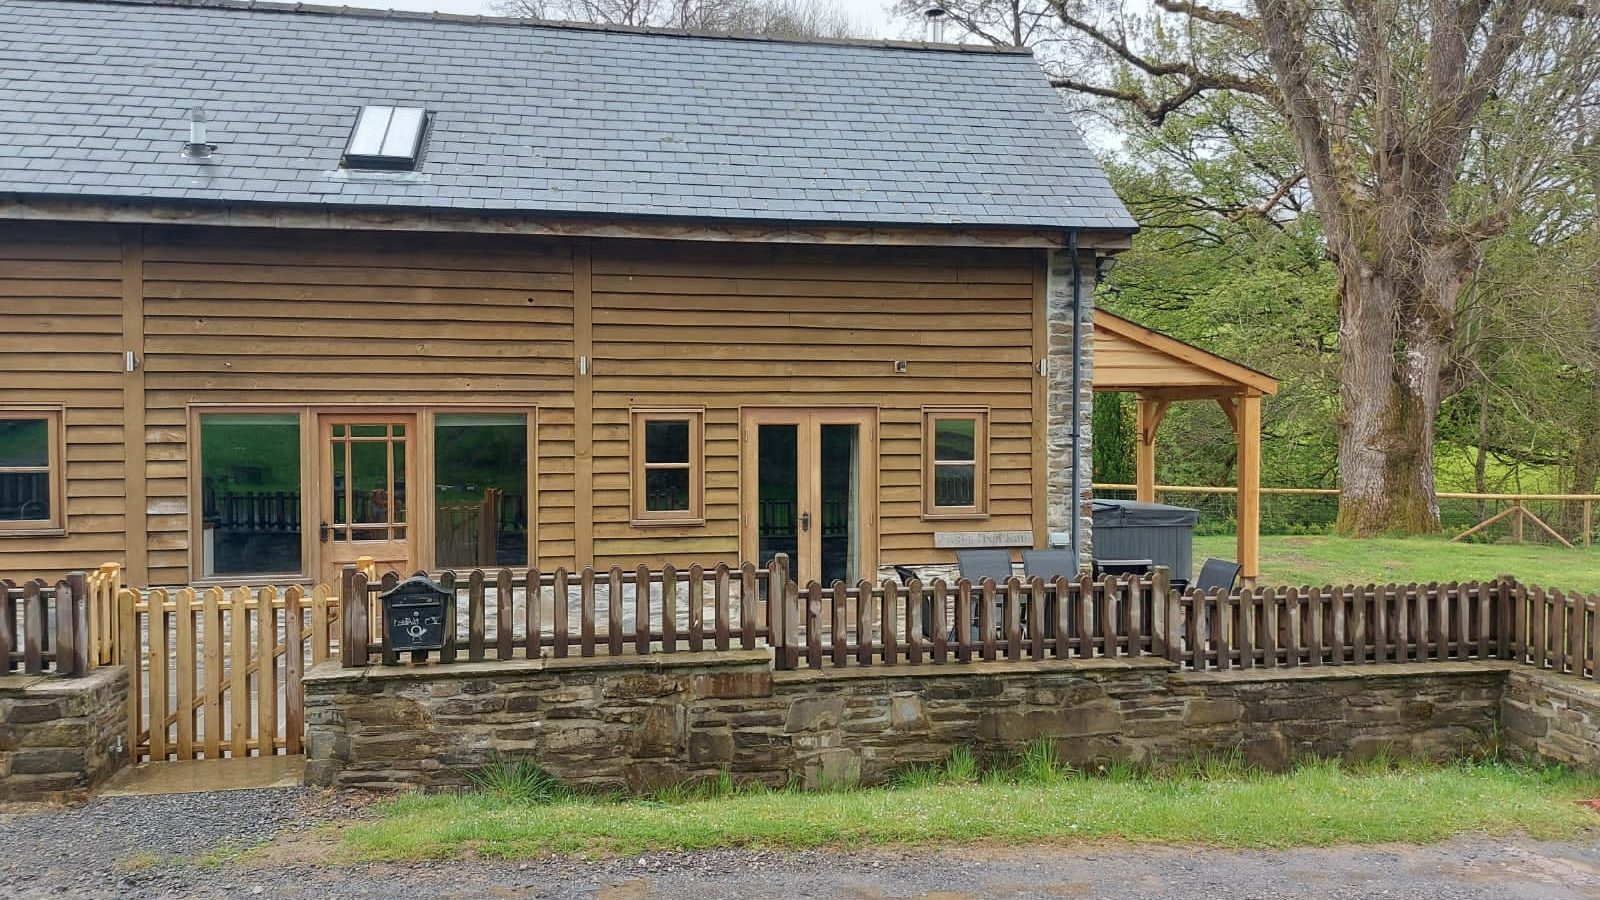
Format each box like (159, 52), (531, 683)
(138, 227), (578, 583)
(1093, 326), (1235, 390)
(589, 240), (1041, 570)
(0, 222), (129, 578)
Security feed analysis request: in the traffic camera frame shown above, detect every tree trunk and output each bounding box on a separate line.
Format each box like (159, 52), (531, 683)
(1565, 301), (1600, 527)
(1333, 265), (1446, 536)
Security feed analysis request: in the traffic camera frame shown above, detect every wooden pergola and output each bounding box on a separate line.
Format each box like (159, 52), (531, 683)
(1092, 311), (1280, 585)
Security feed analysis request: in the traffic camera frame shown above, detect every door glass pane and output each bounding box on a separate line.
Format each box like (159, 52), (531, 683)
(934, 462), (976, 507)
(933, 418), (975, 461)
(644, 419), (690, 464)
(0, 419), (48, 467)
(819, 424), (859, 585)
(434, 413), (529, 568)
(757, 424), (799, 575)
(644, 468), (690, 511)
(200, 413), (302, 577)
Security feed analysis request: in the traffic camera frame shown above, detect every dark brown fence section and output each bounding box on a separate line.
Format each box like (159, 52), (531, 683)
(338, 562), (1598, 682)
(340, 560), (784, 668)
(1, 572), (90, 676)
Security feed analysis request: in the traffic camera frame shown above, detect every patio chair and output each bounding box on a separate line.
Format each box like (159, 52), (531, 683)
(1021, 549), (1077, 581)
(1194, 557), (1242, 593)
(955, 549), (1014, 584)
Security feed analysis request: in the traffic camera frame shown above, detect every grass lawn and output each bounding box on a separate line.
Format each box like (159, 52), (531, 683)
(1195, 534), (1600, 592)
(341, 756), (1600, 860)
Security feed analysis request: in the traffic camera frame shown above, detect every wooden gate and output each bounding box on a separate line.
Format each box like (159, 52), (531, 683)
(118, 584), (338, 762)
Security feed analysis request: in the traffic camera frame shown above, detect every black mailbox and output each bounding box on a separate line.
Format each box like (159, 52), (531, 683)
(380, 576), (450, 655)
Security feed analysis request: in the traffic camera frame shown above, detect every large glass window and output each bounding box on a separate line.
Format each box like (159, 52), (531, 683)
(0, 410), (61, 531)
(924, 408), (988, 516)
(631, 409), (703, 523)
(434, 413), (530, 568)
(199, 413), (302, 576)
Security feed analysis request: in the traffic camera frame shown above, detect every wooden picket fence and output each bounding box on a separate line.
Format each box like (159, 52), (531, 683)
(0, 571), (90, 676)
(120, 584), (339, 762)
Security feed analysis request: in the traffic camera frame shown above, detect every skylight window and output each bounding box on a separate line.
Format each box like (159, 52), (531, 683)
(342, 106), (427, 170)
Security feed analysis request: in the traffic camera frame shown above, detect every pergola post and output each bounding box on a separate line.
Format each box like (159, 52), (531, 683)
(1134, 396), (1168, 503)
(1235, 394), (1262, 586)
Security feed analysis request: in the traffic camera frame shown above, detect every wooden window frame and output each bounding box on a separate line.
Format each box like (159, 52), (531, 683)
(922, 407), (989, 519)
(0, 406), (66, 536)
(188, 405), (315, 585)
(631, 407), (705, 526)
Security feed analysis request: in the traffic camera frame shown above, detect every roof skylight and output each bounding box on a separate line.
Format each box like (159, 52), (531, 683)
(342, 106), (427, 170)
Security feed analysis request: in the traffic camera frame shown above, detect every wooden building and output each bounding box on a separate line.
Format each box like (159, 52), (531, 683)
(0, 0), (1136, 587)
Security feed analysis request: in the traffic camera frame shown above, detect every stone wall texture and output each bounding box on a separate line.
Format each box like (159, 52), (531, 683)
(0, 665), (127, 802)
(1046, 248), (1096, 564)
(1502, 667), (1600, 772)
(304, 654), (1524, 793)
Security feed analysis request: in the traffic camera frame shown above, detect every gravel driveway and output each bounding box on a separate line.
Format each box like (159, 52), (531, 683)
(3, 788), (1598, 899)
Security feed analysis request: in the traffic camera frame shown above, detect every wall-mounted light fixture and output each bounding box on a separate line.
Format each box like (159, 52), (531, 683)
(1095, 254), (1119, 282)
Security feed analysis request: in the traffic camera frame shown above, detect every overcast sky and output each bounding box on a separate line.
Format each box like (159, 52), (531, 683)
(360, 0), (905, 37)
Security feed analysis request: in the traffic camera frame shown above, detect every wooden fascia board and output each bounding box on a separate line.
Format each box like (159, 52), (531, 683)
(0, 195), (1136, 251)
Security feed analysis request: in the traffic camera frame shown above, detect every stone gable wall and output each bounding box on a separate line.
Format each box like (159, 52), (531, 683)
(0, 665), (127, 802)
(303, 654), (1514, 793)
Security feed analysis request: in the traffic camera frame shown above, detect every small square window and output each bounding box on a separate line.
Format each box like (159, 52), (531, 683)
(924, 408), (988, 517)
(0, 408), (64, 534)
(632, 409), (704, 524)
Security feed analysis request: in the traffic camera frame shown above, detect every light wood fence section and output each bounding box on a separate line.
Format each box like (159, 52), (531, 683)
(119, 584), (338, 762)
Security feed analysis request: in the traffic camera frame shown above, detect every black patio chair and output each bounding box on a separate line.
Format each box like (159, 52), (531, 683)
(1021, 549), (1077, 581)
(1194, 557), (1243, 593)
(955, 549), (1014, 584)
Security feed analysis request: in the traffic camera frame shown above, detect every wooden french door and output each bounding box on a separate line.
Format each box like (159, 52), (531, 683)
(740, 408), (878, 585)
(318, 413), (416, 585)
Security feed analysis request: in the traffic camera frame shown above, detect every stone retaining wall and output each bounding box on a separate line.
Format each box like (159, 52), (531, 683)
(303, 654), (1513, 792)
(0, 665), (127, 802)
(1502, 667), (1600, 772)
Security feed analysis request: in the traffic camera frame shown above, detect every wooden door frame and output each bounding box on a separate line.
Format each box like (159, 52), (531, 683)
(315, 410), (420, 586)
(738, 406), (879, 584)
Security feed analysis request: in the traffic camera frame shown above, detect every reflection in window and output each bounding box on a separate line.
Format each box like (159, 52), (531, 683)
(200, 414), (302, 576)
(434, 414), (529, 567)
(0, 414), (56, 526)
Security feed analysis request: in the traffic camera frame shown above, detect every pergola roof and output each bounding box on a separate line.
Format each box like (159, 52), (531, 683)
(1092, 310), (1278, 398)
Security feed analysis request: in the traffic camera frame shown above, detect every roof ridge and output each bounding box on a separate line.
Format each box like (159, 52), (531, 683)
(30, 0), (1035, 56)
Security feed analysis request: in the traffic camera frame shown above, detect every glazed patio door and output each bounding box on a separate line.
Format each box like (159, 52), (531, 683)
(741, 408), (877, 586)
(318, 414), (416, 585)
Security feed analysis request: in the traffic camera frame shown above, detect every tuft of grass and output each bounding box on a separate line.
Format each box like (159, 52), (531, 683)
(1014, 737), (1075, 785)
(942, 746), (978, 785)
(343, 756), (1600, 860)
(463, 757), (569, 805)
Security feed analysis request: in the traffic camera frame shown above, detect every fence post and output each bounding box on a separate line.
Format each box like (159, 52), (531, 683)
(769, 553), (797, 670)
(340, 565), (368, 667)
(69, 571), (90, 675)
(1151, 566), (1170, 658)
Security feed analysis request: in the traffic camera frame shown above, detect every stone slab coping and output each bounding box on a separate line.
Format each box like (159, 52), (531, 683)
(773, 656), (1176, 684)
(305, 649), (774, 685)
(1509, 665), (1600, 701)
(1179, 660), (1519, 685)
(0, 665), (124, 696)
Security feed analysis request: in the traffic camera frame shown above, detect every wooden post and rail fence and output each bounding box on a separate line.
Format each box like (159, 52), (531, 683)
(1096, 482), (1600, 548)
(7, 557), (1599, 766)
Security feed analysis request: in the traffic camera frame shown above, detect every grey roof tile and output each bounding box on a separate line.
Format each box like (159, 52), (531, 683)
(0, 0), (1134, 232)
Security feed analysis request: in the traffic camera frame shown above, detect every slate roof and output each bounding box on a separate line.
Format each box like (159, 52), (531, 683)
(0, 0), (1136, 232)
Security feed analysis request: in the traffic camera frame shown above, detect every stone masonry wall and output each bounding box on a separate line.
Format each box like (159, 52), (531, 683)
(304, 654), (1510, 792)
(1046, 249), (1096, 565)
(1502, 666), (1600, 773)
(0, 665), (127, 802)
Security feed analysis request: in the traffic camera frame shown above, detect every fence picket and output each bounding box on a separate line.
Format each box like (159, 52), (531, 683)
(0, 579), (13, 673)
(440, 570), (460, 664)
(1532, 585), (1548, 670)
(740, 563), (757, 650)
(1029, 576), (1049, 660)
(174, 588), (196, 759)
(580, 568), (596, 658)
(608, 566), (625, 656)
(662, 563), (679, 653)
(1568, 589), (1584, 676)
(1236, 586), (1255, 670)
(202, 587), (223, 760)
(22, 581), (43, 675)
(856, 579), (874, 666)
(978, 579), (998, 662)
(831, 580), (849, 667)
(497, 568), (514, 660)
(147, 589), (169, 762)
(1002, 577), (1022, 661)
(713, 563), (731, 651)
(229, 586), (251, 758)
(285, 586), (305, 756)
(1551, 588), (1569, 674)
(468, 569), (486, 662)
(256, 587), (278, 758)
(524, 567), (541, 659)
(880, 579), (899, 665)
(805, 580), (823, 668)
(119, 589), (139, 760)
(689, 564), (705, 653)
(311, 584), (331, 666)
(933, 580), (950, 664)
(907, 580), (924, 666)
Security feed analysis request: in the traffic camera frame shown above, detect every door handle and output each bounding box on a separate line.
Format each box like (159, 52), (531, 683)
(800, 511), (811, 532)
(319, 522), (330, 543)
